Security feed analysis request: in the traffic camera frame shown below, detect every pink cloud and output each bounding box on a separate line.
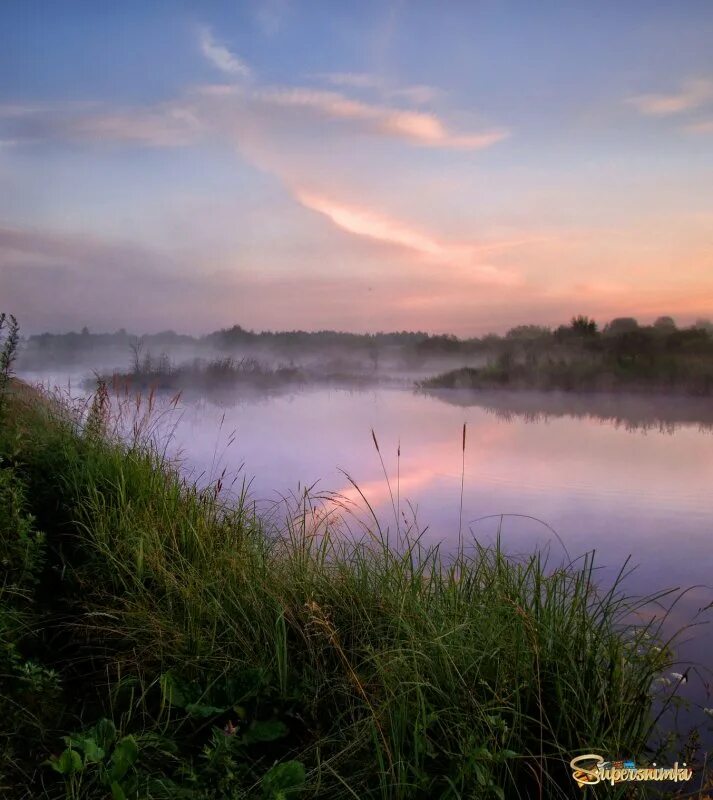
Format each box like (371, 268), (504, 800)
(296, 191), (444, 255)
(627, 78), (713, 116)
(684, 118), (713, 134)
(254, 87), (508, 150)
(1, 84), (507, 154)
(311, 72), (439, 105)
(295, 191), (522, 286)
(72, 106), (202, 147)
(0, 102), (201, 148)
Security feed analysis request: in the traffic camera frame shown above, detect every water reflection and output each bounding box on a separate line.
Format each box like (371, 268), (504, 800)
(421, 388), (713, 434)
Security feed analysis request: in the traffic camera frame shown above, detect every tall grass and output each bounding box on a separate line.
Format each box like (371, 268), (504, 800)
(0, 379), (701, 798)
(0, 312), (19, 417)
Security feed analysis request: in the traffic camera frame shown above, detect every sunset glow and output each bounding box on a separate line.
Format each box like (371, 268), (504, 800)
(1, 2), (712, 334)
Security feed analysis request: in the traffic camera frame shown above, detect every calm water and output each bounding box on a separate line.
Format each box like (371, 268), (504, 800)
(20, 371), (713, 736)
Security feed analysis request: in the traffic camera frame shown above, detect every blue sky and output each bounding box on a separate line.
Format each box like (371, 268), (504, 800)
(2, 1), (713, 333)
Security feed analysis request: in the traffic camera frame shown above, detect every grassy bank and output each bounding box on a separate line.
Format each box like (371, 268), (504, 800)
(0, 377), (699, 798)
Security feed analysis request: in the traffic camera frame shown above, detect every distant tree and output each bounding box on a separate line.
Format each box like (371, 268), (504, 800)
(417, 334), (462, 353)
(505, 324), (550, 340)
(694, 318), (713, 333)
(129, 338), (145, 374)
(81, 326), (90, 336)
(665, 327), (713, 353)
(214, 324), (253, 348)
(653, 316), (676, 331)
(552, 316), (596, 343)
(569, 315), (598, 336)
(604, 317), (639, 336)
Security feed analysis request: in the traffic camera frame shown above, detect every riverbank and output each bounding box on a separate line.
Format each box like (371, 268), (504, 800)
(0, 381), (701, 798)
(418, 360), (713, 396)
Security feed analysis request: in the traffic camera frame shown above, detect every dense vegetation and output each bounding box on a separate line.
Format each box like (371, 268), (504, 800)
(420, 316), (713, 395)
(0, 314), (707, 798)
(100, 354), (307, 393)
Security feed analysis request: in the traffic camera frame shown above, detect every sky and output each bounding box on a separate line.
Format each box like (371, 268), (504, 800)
(1, 0), (713, 335)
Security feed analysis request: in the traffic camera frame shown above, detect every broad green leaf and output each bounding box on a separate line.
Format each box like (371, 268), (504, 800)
(81, 737), (105, 763)
(108, 735), (139, 781)
(110, 781), (128, 800)
(62, 734), (83, 750)
(49, 748), (83, 775)
(94, 718), (117, 751)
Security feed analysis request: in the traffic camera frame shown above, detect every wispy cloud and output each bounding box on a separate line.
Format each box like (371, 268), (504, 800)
(1, 81), (506, 153)
(684, 118), (713, 134)
(627, 78), (713, 116)
(73, 106), (203, 146)
(2, 26), (507, 154)
(0, 102), (201, 147)
(0, 224), (161, 267)
(296, 190), (445, 255)
(312, 72), (438, 105)
(198, 26), (251, 77)
(295, 191), (521, 285)
(255, 87), (507, 149)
